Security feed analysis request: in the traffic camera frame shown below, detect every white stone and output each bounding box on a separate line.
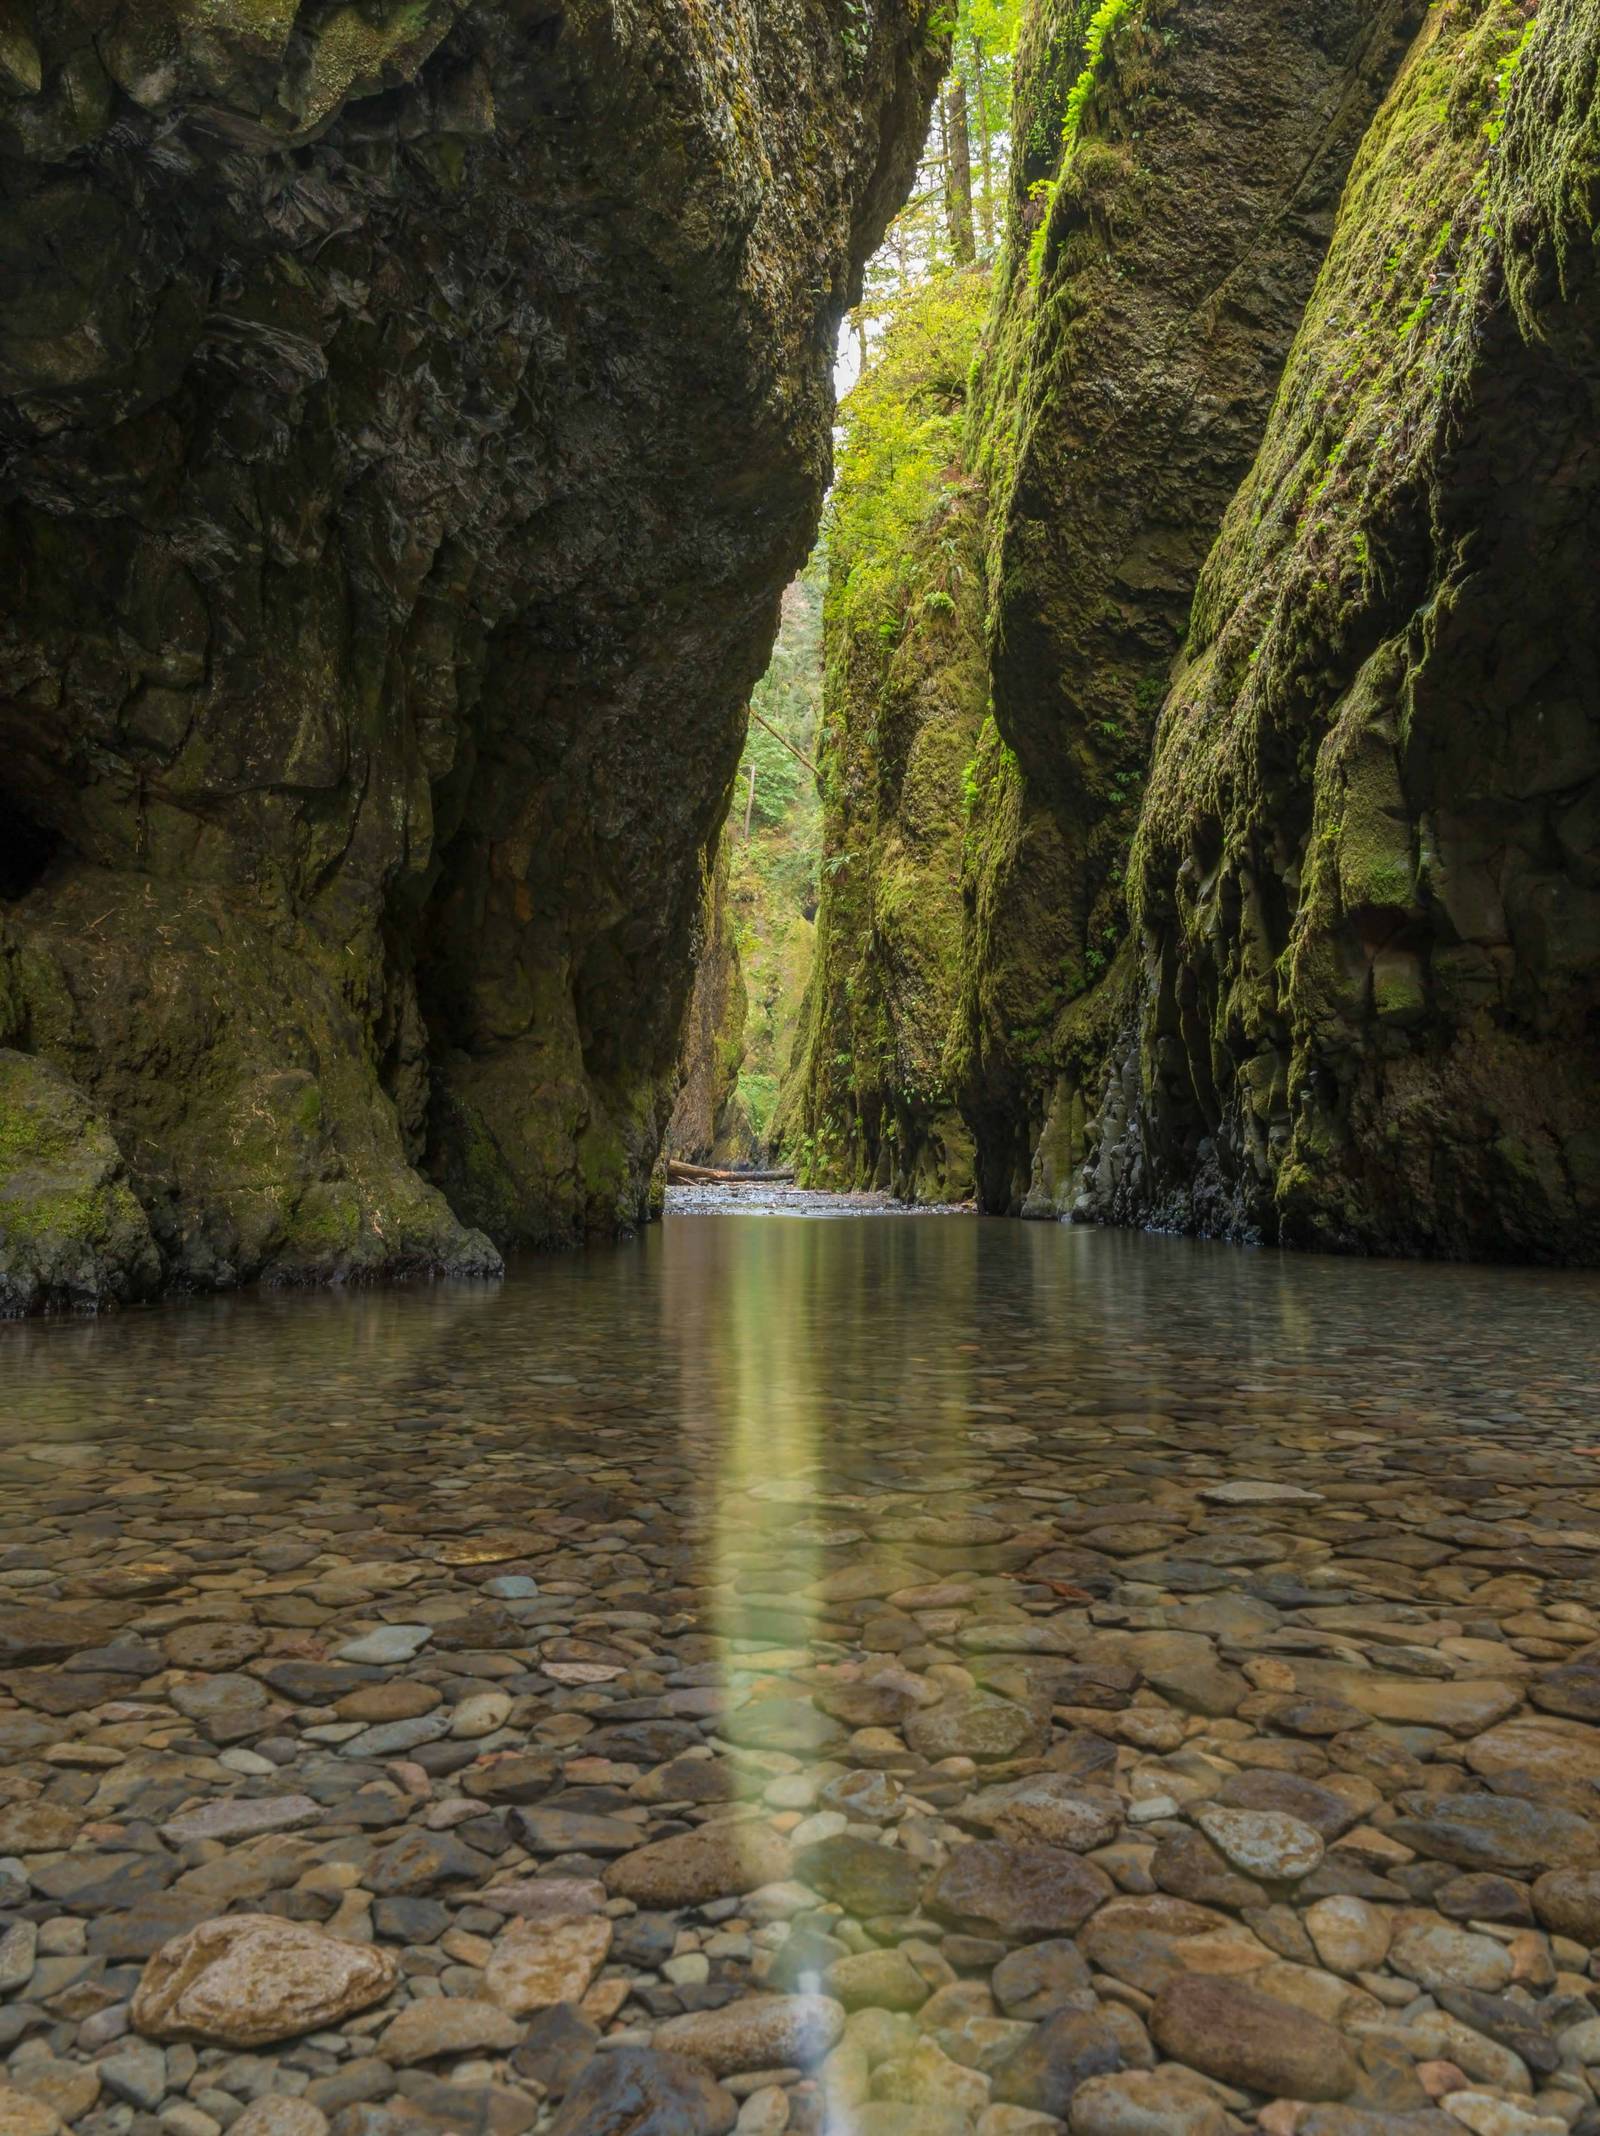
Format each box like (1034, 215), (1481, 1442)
(131, 1916), (398, 2047)
(736, 2084), (791, 2133)
(654, 1992), (844, 2074)
(1194, 1805), (1325, 1881)
(663, 1952), (711, 1987)
(334, 1624), (432, 1664)
(789, 1810), (849, 1849)
(450, 1691), (512, 1739)
(1390, 1920), (1515, 1996)
(159, 1796), (320, 1847)
(1442, 2093), (1571, 2136)
(1305, 1895), (1391, 1976)
(230, 2102), (331, 2136)
(0, 1918), (37, 1994)
(484, 1914), (613, 2014)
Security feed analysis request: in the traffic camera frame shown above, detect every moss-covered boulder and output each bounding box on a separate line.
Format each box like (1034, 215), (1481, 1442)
(0, 1050), (160, 1314)
(0, 0), (947, 1301)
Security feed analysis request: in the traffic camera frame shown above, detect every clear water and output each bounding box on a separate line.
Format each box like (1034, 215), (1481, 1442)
(5, 1210), (1600, 2129)
(5, 1210), (1599, 1477)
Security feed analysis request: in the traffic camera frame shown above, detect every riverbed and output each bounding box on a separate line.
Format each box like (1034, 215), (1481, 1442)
(3, 1211), (1600, 2135)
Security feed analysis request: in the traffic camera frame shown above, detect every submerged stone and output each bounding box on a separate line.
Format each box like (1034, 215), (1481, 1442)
(131, 1917), (399, 2047)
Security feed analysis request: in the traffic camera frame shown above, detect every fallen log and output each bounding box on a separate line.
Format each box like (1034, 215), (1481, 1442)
(667, 1160), (796, 1185)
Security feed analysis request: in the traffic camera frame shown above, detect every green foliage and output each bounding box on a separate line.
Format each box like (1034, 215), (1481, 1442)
(964, 0), (1023, 56)
(722, 549), (826, 1157)
(1025, 180), (1055, 290)
(841, 0), (871, 69)
(1025, 0), (1133, 288)
(1063, 0), (1132, 145)
(736, 1069), (780, 1137)
(1484, 17), (1540, 147)
(826, 269), (991, 641)
(743, 564), (822, 829)
(851, 0), (1022, 352)
(778, 254), (991, 1199)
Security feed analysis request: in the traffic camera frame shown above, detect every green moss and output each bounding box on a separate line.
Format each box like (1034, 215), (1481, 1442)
(1136, 1), (1526, 923)
(578, 1122), (628, 1202)
(0, 1049), (161, 1305)
(280, 1184), (363, 1257)
(780, 269), (990, 1199)
(1097, 0), (1600, 1254)
(1026, 0), (1136, 285)
(1372, 949), (1426, 1026)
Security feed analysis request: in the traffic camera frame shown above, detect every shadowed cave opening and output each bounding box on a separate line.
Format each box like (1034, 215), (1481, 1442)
(0, 791), (62, 902)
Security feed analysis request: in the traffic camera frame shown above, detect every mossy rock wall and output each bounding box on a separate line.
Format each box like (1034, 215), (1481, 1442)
(781, 272), (989, 1203)
(0, 0), (946, 1304)
(803, 0), (1600, 1262)
(666, 832), (755, 1168)
(955, 0), (1426, 1216)
(1091, 0), (1600, 1259)
(0, 1047), (160, 1314)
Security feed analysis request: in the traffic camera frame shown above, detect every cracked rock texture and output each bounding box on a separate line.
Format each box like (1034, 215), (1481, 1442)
(0, 0), (945, 1306)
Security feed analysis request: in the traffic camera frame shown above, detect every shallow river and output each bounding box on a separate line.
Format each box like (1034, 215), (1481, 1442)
(4, 1208), (1600, 2136)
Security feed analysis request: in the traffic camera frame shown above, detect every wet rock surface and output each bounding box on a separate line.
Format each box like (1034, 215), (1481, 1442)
(0, 0), (944, 1305)
(1, 1212), (1599, 2136)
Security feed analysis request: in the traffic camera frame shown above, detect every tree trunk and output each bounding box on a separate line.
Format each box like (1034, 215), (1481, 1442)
(668, 1160), (795, 1185)
(971, 42), (995, 252)
(744, 760), (757, 841)
(942, 76), (976, 266)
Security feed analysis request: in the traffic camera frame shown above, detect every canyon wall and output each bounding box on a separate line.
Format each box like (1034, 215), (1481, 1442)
(664, 838), (753, 1170)
(0, 0), (947, 1309)
(792, 0), (1600, 1261)
(782, 269), (988, 1203)
(1090, 0), (1600, 1257)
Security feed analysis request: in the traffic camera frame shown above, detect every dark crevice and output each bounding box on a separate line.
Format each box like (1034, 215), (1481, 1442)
(0, 793), (63, 902)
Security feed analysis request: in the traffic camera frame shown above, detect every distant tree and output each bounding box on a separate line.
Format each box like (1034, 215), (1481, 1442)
(740, 567), (824, 833)
(849, 0), (1022, 355)
(942, 75), (976, 264)
(962, 0), (1022, 246)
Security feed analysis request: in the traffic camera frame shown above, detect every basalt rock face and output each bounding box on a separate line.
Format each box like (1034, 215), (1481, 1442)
(665, 837), (754, 1170)
(798, 0), (1600, 1263)
(957, 0), (1427, 1218)
(0, 0), (945, 1304)
(1087, 0), (1600, 1259)
(792, 0), (1428, 1220)
(782, 271), (987, 1204)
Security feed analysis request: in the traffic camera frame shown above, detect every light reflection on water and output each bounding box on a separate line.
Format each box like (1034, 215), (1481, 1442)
(6, 1214), (1598, 1452)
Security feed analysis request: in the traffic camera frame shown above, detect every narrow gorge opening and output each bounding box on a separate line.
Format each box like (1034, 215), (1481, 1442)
(4, 0), (1595, 1302)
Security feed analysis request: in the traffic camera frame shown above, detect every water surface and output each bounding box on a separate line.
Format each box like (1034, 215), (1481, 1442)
(7, 1212), (1599, 1458)
(5, 1214), (1600, 2134)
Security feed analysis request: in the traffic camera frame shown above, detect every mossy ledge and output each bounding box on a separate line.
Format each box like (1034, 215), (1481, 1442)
(0, 0), (947, 1309)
